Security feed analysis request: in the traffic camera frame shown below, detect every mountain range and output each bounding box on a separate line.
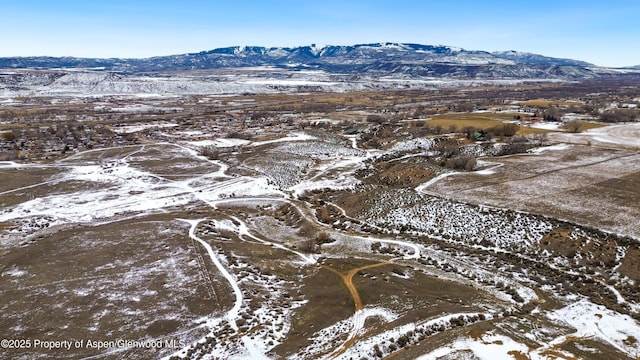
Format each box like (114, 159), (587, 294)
(0, 42), (616, 79)
(2, 43), (639, 96)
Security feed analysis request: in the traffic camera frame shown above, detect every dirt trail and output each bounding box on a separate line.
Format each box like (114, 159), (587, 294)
(322, 261), (390, 359)
(179, 218), (243, 330)
(322, 262), (389, 311)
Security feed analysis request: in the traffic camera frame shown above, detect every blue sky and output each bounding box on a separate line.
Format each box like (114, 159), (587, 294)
(1, 0), (639, 67)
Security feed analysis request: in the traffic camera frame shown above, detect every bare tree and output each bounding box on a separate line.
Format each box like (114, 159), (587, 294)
(562, 120), (586, 133)
(315, 231), (333, 245)
(1, 131), (16, 142)
(199, 145), (219, 160)
(297, 222), (315, 237)
(300, 238), (318, 253)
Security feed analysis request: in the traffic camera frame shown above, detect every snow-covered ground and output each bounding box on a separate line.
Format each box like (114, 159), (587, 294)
(110, 122), (178, 134)
(0, 68), (575, 98)
(365, 189), (553, 252)
(251, 132), (317, 147)
(180, 219), (243, 330)
(417, 131), (640, 239)
(418, 330), (530, 360)
(415, 299), (640, 359)
(527, 143), (572, 154)
(527, 121), (562, 130)
(96, 103), (183, 113)
(546, 299), (640, 357)
(187, 138), (251, 148)
(549, 122), (640, 149)
(1, 133), (363, 359)
(0, 143), (283, 238)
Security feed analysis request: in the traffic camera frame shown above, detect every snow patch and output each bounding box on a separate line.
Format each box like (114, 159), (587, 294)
(111, 123), (178, 134)
(418, 331), (529, 360)
(251, 132), (317, 147)
(187, 138), (251, 148)
(528, 121), (562, 130)
(528, 143), (572, 154)
(546, 298), (640, 357)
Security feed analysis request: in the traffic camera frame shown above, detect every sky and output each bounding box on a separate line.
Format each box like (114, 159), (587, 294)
(1, 0), (639, 67)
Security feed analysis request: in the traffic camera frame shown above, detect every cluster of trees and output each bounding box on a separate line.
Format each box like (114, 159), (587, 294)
(459, 123), (519, 141)
(366, 114), (385, 124)
(445, 155), (477, 171)
(599, 109), (639, 123)
(487, 123), (520, 137)
(494, 135), (542, 156)
(562, 120), (587, 133)
(298, 221), (333, 253)
(359, 124), (397, 148)
(430, 139), (477, 171)
(0, 122), (116, 160)
(199, 145), (219, 160)
(410, 121), (451, 136)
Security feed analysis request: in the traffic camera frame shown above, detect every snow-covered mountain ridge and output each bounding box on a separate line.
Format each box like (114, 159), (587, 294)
(0, 42), (602, 78)
(2, 43), (639, 96)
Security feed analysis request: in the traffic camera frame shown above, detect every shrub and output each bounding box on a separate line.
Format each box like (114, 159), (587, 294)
(199, 145), (219, 160)
(297, 222), (315, 237)
(0, 131), (16, 142)
(562, 120), (586, 133)
(316, 207), (331, 224)
(434, 139), (460, 158)
(445, 155), (476, 171)
(397, 335), (410, 347)
(228, 131), (253, 140)
(315, 231), (333, 244)
(487, 123), (519, 137)
(600, 109), (638, 123)
(373, 344), (383, 358)
(450, 316), (467, 327)
(300, 238), (318, 253)
(461, 126), (479, 139)
(366, 114), (385, 124)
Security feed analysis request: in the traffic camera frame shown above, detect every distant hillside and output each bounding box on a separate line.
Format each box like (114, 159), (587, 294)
(0, 42), (603, 80)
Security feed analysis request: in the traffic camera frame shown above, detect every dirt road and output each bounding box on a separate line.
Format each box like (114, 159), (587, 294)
(322, 262), (390, 311)
(322, 262), (390, 359)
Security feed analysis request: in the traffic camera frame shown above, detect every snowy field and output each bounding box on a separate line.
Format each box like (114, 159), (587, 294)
(548, 122), (640, 149)
(419, 141), (640, 239)
(0, 68), (573, 98)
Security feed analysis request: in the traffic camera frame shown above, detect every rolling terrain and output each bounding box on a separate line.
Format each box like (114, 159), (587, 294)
(1, 72), (640, 359)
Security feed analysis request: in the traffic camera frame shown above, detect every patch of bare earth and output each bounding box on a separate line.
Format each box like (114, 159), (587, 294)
(0, 215), (218, 359)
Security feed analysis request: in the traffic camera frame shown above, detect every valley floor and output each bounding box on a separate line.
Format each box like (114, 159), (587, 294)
(1, 88), (640, 359)
(0, 122), (639, 360)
